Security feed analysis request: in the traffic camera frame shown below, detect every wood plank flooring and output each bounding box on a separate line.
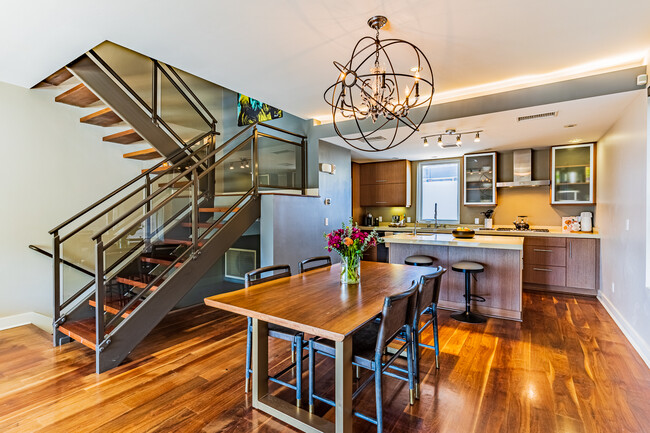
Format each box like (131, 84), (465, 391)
(0, 291), (648, 432)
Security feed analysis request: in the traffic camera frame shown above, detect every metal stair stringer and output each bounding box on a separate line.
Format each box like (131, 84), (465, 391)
(66, 54), (183, 159)
(95, 195), (261, 373)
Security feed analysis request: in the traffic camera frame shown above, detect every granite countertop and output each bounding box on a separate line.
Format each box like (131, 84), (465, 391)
(358, 225), (600, 239)
(382, 233), (524, 250)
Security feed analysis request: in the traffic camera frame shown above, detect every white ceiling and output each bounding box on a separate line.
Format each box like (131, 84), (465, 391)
(1, 1), (649, 122)
(326, 91), (641, 162)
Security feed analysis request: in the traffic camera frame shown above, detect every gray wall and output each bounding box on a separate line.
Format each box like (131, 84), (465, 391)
(596, 89), (650, 367)
(260, 141), (352, 271)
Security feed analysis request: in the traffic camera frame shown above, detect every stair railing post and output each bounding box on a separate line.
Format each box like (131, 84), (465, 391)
(52, 231), (61, 346)
(152, 61), (159, 126)
(253, 126), (259, 196)
(144, 174), (152, 250)
(192, 169), (199, 253)
(95, 238), (105, 353)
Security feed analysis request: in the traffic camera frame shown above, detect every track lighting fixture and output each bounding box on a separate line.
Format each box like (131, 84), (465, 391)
(421, 129), (484, 149)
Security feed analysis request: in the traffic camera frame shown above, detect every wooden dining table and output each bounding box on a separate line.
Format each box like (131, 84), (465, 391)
(204, 261), (432, 433)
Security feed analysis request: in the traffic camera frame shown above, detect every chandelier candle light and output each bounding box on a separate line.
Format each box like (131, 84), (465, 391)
(325, 220), (381, 284)
(324, 16), (435, 152)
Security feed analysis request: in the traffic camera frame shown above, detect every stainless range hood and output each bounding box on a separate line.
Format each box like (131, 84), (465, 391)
(496, 149), (550, 188)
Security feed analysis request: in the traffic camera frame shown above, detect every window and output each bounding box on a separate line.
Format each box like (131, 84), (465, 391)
(417, 159), (460, 223)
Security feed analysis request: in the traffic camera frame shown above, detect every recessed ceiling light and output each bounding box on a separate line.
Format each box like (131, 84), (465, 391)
(564, 124), (577, 128)
(568, 138), (583, 143)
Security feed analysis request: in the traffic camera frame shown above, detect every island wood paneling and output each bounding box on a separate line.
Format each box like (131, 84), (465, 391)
(389, 243), (522, 320)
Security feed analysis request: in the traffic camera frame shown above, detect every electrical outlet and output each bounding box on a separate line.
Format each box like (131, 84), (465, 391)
(611, 282), (615, 293)
(325, 217), (328, 226)
(625, 219), (630, 231)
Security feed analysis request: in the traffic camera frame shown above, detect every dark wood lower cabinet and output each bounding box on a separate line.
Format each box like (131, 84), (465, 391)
(523, 237), (599, 296)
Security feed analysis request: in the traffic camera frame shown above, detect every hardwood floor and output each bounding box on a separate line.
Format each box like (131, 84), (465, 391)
(0, 292), (648, 432)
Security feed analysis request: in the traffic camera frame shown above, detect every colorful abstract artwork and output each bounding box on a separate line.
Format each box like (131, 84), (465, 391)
(237, 94), (283, 126)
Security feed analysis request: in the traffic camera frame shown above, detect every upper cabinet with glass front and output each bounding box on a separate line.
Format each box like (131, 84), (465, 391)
(463, 152), (497, 206)
(551, 143), (595, 205)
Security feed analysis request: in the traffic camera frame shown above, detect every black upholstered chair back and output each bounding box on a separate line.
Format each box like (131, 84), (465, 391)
(298, 256), (332, 273)
(244, 265), (292, 288)
(417, 266), (446, 315)
(375, 281), (419, 355)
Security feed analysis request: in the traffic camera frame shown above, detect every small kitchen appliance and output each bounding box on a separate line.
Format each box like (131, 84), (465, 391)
(513, 216), (529, 230)
(580, 211), (593, 232)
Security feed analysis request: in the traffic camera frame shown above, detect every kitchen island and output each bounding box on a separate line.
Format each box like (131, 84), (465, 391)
(384, 233), (524, 321)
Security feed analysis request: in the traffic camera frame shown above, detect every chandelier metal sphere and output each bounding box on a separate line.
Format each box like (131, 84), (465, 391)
(324, 16), (435, 152)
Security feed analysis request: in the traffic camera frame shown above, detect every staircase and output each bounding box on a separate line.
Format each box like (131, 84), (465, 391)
(39, 44), (308, 373)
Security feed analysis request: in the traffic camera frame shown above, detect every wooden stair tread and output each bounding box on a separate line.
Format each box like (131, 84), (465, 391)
(199, 207), (240, 213)
(158, 181), (190, 189)
(34, 68), (73, 88)
(140, 256), (183, 268)
(80, 107), (122, 127)
(89, 293), (141, 318)
(142, 164), (172, 174)
(55, 83), (99, 107)
(116, 276), (160, 291)
(123, 148), (162, 161)
(180, 222), (223, 229)
(58, 318), (99, 350)
(103, 129), (143, 144)
(161, 239), (204, 247)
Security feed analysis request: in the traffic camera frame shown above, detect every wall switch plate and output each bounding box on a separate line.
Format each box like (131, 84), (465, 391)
(626, 219), (630, 231)
(611, 282), (615, 293)
(325, 217), (328, 226)
(474, 217), (480, 224)
(637, 74), (648, 86)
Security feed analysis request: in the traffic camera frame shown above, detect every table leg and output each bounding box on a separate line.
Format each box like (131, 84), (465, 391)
(252, 317), (268, 407)
(335, 337), (353, 433)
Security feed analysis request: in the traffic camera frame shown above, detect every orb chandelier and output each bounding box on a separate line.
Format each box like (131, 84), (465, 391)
(324, 16), (434, 152)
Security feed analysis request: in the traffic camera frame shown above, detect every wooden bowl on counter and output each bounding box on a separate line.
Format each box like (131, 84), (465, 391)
(452, 229), (475, 239)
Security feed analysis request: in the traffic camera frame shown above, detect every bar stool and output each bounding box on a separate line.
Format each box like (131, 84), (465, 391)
(405, 255), (434, 266)
(450, 261), (486, 323)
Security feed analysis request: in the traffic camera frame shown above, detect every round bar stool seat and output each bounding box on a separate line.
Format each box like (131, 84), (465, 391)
(450, 261), (486, 324)
(405, 255), (434, 266)
(451, 261), (484, 272)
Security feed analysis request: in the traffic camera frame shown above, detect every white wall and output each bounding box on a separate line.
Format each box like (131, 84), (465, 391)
(0, 80), (148, 326)
(596, 89), (650, 366)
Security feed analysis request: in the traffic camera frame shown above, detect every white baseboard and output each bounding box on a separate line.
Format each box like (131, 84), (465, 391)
(598, 293), (650, 369)
(0, 312), (53, 333)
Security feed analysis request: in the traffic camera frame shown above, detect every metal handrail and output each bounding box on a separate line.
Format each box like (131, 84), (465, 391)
(157, 62), (217, 129)
(93, 125), (255, 243)
(49, 130), (213, 236)
(197, 187), (255, 243)
(29, 245), (94, 277)
(257, 122), (307, 139)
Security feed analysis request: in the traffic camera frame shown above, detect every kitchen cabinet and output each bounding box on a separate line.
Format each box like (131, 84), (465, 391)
(464, 152), (496, 205)
(551, 143), (595, 205)
(359, 160), (411, 207)
(566, 238), (597, 290)
(523, 236), (599, 295)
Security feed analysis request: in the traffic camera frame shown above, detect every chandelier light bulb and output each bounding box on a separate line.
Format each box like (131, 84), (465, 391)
(474, 132), (481, 143)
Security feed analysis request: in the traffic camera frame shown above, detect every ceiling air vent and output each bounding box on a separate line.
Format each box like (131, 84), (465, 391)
(517, 111), (558, 122)
(363, 135), (386, 142)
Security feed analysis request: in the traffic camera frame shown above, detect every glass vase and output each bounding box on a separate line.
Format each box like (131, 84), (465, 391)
(341, 255), (361, 284)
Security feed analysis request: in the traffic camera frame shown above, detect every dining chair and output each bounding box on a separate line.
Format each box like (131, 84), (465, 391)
(298, 256), (332, 273)
(411, 266), (446, 398)
(307, 281), (419, 432)
(244, 265), (306, 407)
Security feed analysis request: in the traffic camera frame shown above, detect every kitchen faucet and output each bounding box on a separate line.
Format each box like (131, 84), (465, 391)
(434, 202), (439, 228)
